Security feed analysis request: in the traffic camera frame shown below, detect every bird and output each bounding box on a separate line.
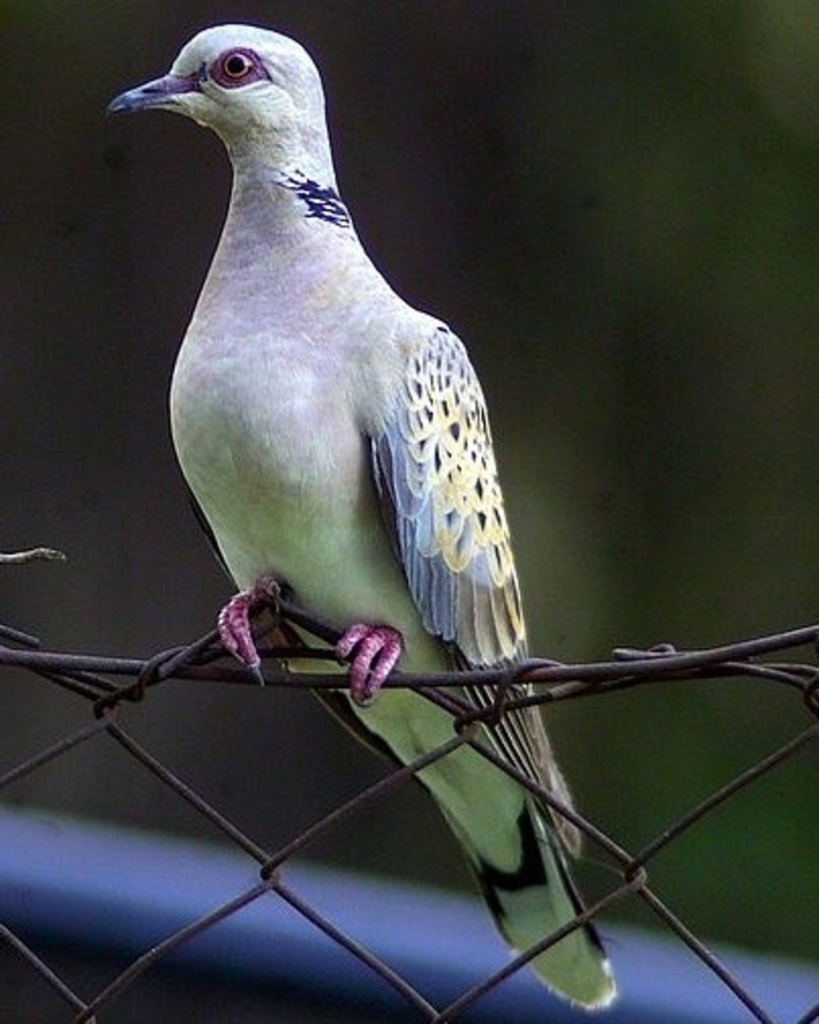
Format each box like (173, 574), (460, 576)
(108, 24), (615, 1008)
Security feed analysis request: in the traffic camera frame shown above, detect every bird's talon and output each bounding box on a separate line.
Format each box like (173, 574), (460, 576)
(247, 661), (266, 686)
(336, 623), (403, 705)
(217, 577), (280, 679)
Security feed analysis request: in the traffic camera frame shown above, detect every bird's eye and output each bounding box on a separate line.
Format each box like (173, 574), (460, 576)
(210, 48), (268, 88)
(222, 52), (253, 79)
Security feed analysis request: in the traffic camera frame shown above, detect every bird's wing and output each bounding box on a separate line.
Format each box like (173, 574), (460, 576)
(372, 324), (525, 667)
(371, 324), (580, 852)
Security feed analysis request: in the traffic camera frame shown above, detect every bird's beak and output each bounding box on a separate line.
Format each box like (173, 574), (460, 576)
(107, 72), (202, 115)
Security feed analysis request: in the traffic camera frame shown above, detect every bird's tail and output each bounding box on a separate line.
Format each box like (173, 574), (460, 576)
(441, 787), (616, 1008)
(317, 689), (615, 1006)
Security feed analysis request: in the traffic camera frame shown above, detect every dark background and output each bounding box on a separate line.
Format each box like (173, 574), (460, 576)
(2, 0), (817, 967)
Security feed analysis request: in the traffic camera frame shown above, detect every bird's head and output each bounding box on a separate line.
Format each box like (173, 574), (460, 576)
(108, 25), (329, 167)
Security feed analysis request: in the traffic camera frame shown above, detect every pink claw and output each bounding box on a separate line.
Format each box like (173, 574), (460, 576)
(336, 623), (403, 706)
(218, 591), (261, 669)
(217, 576), (279, 680)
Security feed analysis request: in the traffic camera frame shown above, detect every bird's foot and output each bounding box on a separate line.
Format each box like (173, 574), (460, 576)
(336, 623), (403, 706)
(217, 576), (279, 682)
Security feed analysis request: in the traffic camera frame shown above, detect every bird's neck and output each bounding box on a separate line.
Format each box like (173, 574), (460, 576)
(222, 143), (355, 249)
(196, 148), (368, 328)
(266, 167), (352, 230)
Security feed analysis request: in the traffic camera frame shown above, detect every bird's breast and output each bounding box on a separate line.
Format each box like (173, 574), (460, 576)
(168, 325), (424, 642)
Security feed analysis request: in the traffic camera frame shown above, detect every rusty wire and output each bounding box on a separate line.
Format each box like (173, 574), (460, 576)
(0, 595), (817, 1023)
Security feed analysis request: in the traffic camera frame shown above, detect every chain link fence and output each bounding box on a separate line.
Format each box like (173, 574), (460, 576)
(1, 561), (817, 1022)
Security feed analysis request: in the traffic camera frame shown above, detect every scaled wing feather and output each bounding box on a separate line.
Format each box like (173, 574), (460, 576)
(373, 324), (525, 666)
(371, 324), (580, 851)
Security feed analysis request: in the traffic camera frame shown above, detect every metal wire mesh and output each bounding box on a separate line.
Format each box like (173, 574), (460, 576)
(1, 574), (817, 1023)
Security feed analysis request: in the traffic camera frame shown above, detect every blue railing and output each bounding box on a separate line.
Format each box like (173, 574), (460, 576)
(1, 806), (816, 1022)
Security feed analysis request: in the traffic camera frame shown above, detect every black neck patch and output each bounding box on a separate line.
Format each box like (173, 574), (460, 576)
(275, 171), (351, 229)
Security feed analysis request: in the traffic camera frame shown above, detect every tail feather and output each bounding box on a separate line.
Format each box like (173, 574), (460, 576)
(320, 688), (616, 1007)
(456, 797), (616, 1008)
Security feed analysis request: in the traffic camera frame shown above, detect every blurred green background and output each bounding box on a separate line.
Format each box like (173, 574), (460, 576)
(1, 0), (816, 970)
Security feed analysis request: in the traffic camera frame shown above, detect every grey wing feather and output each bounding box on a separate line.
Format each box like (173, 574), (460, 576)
(371, 324), (580, 852)
(372, 324), (525, 665)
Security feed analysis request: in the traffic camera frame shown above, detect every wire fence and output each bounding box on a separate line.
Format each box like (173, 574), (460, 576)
(1, 553), (817, 1023)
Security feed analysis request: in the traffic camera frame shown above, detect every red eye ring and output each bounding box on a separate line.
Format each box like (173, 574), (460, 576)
(209, 48), (269, 89)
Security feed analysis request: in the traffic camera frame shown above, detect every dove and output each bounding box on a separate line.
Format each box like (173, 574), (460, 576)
(108, 25), (615, 1008)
